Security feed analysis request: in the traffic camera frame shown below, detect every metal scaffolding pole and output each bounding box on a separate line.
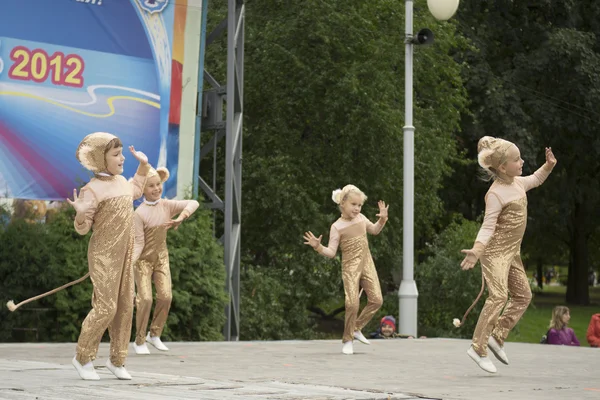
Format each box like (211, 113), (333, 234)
(195, 0), (244, 341)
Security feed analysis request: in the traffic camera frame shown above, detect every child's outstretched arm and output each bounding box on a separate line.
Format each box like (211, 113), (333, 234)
(460, 192), (502, 270)
(519, 147), (557, 191)
(67, 187), (97, 235)
(163, 199), (201, 230)
(365, 200), (389, 235)
(128, 146), (150, 199)
(304, 225), (339, 258)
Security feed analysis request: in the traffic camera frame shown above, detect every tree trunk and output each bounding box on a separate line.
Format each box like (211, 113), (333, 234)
(536, 259), (544, 289)
(566, 202), (590, 305)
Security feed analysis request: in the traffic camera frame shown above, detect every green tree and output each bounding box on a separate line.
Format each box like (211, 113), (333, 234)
(416, 216), (484, 337)
(453, 0), (600, 304)
(233, 0), (470, 338)
(513, 28), (600, 304)
(0, 206), (227, 342)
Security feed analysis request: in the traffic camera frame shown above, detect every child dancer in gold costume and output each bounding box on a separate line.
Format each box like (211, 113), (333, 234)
(457, 136), (557, 373)
(131, 166), (199, 355)
(68, 132), (149, 380)
(304, 185), (388, 355)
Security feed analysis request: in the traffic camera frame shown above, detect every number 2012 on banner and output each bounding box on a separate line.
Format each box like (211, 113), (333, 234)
(8, 46), (85, 88)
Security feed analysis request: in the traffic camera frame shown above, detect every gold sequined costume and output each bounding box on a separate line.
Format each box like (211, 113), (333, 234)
(73, 133), (148, 367)
(468, 166), (551, 357)
(317, 214), (385, 342)
(132, 167), (199, 345)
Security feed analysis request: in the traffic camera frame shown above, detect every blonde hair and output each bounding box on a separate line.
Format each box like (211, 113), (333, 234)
(477, 136), (516, 181)
(331, 184), (367, 206)
(549, 306), (570, 330)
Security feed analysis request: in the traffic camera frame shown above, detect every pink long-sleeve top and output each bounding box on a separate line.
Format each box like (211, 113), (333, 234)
(471, 165), (552, 257)
(317, 213), (386, 258)
(132, 199), (200, 263)
(74, 172), (147, 235)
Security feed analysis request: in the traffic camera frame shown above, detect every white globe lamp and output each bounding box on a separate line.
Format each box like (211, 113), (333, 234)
(427, 0), (459, 21)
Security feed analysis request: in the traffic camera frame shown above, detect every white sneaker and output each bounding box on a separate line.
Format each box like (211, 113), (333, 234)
(467, 346), (497, 373)
(133, 342), (151, 355)
(146, 333), (169, 351)
(105, 359), (132, 380)
(72, 356), (100, 380)
(488, 336), (509, 365)
(342, 341), (354, 355)
(353, 330), (371, 345)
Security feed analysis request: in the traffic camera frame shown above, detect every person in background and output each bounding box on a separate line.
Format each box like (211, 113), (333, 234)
(586, 313), (600, 347)
(547, 306), (580, 346)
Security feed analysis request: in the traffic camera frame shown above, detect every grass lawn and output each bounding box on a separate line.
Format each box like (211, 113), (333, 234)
(506, 285), (600, 347)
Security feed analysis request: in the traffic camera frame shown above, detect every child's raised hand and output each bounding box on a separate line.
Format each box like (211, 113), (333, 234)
(129, 146), (148, 165)
(303, 231), (322, 249)
(460, 248), (478, 270)
(66, 188), (92, 215)
(376, 200), (389, 219)
(545, 147), (557, 168)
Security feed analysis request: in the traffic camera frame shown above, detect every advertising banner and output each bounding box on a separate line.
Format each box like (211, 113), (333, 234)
(0, 0), (188, 200)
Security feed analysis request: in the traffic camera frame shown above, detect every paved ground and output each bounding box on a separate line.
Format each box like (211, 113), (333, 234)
(0, 338), (598, 399)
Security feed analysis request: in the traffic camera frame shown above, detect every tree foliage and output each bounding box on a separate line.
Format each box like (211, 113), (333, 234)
(233, 0), (470, 338)
(453, 0), (600, 304)
(415, 217), (485, 337)
(0, 206), (227, 342)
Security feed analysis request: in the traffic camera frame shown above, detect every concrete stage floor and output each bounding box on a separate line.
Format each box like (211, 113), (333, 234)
(0, 338), (597, 399)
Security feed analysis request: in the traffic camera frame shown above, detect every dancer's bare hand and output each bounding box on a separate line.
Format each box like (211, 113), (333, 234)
(163, 216), (184, 230)
(129, 146), (148, 165)
(460, 249), (478, 270)
(545, 147), (557, 168)
(66, 188), (92, 215)
(376, 200), (389, 219)
(303, 231), (322, 249)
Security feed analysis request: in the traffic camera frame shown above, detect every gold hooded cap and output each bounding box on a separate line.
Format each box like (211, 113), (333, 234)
(76, 132), (119, 173)
(146, 166), (170, 185)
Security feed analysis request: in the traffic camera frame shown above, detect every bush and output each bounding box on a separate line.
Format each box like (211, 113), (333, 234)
(239, 264), (331, 340)
(415, 217), (485, 338)
(162, 207), (228, 341)
(239, 266), (298, 340)
(0, 208), (90, 341)
(0, 205), (227, 342)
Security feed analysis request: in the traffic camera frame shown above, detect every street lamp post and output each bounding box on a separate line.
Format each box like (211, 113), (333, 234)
(399, 0), (459, 338)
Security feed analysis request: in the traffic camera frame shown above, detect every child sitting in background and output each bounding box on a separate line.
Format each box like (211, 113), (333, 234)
(370, 315), (421, 339)
(547, 306), (580, 346)
(371, 316), (400, 339)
